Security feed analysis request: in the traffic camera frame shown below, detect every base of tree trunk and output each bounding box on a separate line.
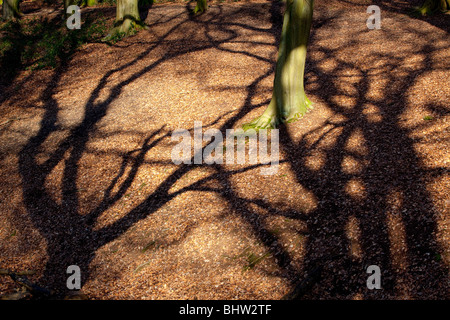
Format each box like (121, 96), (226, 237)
(2, 0), (21, 20)
(193, 0), (207, 15)
(243, 96), (313, 131)
(243, 0), (314, 130)
(102, 0), (145, 42)
(102, 19), (145, 42)
(412, 0), (450, 16)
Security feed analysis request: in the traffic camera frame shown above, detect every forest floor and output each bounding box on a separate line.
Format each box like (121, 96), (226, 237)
(0, 0), (449, 299)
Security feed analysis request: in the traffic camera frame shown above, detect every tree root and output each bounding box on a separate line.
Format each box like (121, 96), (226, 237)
(285, 96), (314, 123)
(243, 98), (313, 131)
(102, 19), (146, 43)
(242, 113), (282, 131)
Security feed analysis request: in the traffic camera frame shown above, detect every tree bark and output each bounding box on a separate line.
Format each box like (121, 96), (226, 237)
(103, 0), (142, 41)
(243, 0), (314, 130)
(2, 0), (20, 20)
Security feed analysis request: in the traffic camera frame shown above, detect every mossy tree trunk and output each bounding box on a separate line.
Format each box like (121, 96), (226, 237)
(193, 0), (207, 14)
(63, 0), (97, 19)
(64, 0), (77, 17)
(243, 0), (314, 130)
(415, 0), (450, 15)
(103, 0), (142, 41)
(83, 0), (97, 6)
(2, 0), (20, 20)
(63, 0), (97, 10)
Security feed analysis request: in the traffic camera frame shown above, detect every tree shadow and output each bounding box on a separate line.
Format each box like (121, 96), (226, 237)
(8, 0), (448, 300)
(13, 1), (286, 297)
(275, 5), (449, 299)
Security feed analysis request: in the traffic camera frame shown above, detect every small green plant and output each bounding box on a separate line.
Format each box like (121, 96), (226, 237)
(104, 31), (126, 43)
(141, 240), (157, 253)
(0, 37), (13, 55)
(269, 227), (281, 235)
(243, 252), (270, 271)
(6, 230), (17, 240)
(423, 115), (434, 120)
(139, 182), (147, 190)
(133, 261), (151, 273)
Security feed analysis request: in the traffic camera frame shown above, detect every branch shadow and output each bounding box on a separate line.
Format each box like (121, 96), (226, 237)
(10, 1), (448, 300)
(14, 1), (286, 297)
(276, 5), (449, 299)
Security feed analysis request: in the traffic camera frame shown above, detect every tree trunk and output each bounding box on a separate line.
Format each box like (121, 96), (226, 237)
(64, 0), (77, 17)
(71, 0), (98, 6)
(415, 0), (450, 15)
(64, 0), (97, 11)
(193, 0), (207, 14)
(84, 0), (97, 6)
(2, 0), (20, 20)
(103, 0), (142, 41)
(243, 0), (314, 130)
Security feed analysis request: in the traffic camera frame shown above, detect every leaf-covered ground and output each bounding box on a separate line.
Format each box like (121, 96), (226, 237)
(0, 0), (448, 299)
